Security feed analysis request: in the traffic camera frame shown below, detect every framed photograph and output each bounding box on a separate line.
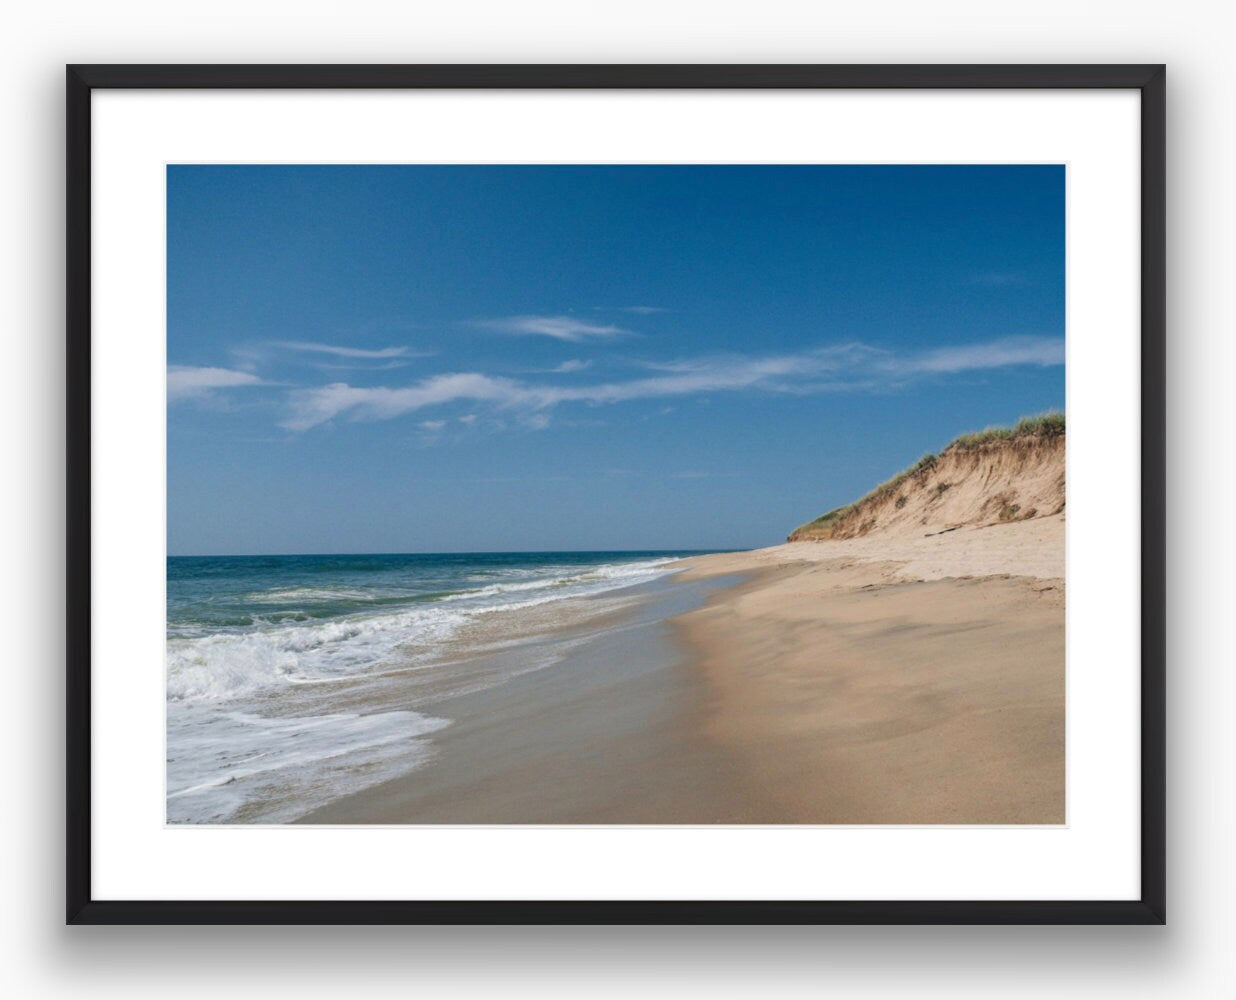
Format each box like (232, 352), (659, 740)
(67, 63), (1165, 924)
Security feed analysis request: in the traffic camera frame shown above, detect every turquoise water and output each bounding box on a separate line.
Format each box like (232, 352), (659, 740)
(166, 551), (711, 823)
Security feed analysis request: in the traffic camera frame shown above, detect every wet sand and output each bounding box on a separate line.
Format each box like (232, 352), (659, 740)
(301, 574), (773, 823)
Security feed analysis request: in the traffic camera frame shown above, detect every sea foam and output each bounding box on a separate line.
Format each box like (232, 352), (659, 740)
(167, 557), (676, 702)
(165, 553), (684, 822)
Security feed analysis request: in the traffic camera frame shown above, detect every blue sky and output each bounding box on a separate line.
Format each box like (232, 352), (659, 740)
(168, 165), (1064, 555)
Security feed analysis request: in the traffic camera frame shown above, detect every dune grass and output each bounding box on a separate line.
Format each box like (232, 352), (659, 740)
(949, 411), (1065, 451)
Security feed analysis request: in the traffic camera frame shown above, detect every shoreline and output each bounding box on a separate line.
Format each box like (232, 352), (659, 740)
(299, 516), (1064, 824)
(299, 571), (773, 824)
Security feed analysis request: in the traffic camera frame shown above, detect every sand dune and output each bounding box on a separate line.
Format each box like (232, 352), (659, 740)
(789, 421), (1065, 542)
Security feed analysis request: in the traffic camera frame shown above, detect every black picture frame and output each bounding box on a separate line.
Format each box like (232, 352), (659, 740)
(66, 63), (1166, 926)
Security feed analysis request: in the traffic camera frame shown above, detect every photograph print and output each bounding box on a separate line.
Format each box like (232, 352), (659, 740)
(166, 164), (1066, 826)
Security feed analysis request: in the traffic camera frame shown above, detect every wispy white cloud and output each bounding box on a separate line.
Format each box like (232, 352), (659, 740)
(168, 365), (266, 402)
(307, 360), (413, 372)
(281, 373), (523, 431)
(279, 335), (1062, 432)
(592, 305), (667, 315)
(520, 358), (594, 375)
(889, 335), (1065, 375)
(271, 341), (412, 359)
(472, 315), (627, 341)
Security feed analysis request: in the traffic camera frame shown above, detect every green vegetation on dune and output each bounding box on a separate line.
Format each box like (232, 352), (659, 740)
(788, 411), (1065, 540)
(949, 411), (1065, 450)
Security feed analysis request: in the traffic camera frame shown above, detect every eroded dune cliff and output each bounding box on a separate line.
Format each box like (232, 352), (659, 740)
(788, 415), (1065, 542)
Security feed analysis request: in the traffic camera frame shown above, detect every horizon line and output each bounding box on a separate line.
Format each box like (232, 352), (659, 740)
(166, 546), (752, 559)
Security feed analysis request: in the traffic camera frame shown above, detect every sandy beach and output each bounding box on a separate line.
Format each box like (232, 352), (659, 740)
(675, 514), (1065, 824)
(301, 572), (776, 824)
(300, 514), (1063, 825)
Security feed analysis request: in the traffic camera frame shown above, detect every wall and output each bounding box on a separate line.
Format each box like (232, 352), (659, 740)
(2, 2), (1231, 997)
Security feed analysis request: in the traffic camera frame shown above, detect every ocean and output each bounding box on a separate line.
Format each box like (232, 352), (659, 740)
(166, 551), (710, 823)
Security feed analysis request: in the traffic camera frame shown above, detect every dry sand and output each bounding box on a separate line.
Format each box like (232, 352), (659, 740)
(675, 514), (1065, 824)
